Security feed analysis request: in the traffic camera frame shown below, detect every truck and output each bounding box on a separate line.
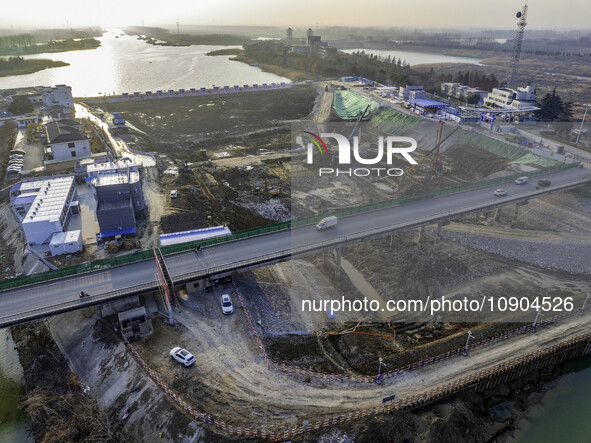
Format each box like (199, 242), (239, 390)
(316, 216), (338, 231)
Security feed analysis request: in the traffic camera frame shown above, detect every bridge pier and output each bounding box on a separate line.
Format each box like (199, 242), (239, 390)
(511, 201), (528, 228)
(493, 208), (501, 222)
(416, 227), (425, 244)
(334, 247), (342, 280)
(433, 222), (443, 248)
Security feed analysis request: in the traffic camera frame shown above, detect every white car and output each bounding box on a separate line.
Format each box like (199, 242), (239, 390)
(493, 188), (508, 197)
(170, 347), (195, 366)
(170, 190), (178, 198)
(220, 294), (233, 315)
(9, 154), (23, 160)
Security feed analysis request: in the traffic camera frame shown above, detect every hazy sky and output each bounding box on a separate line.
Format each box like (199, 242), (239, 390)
(2, 0), (591, 30)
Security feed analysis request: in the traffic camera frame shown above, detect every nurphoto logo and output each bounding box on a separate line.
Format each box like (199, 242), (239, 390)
(296, 131), (418, 177)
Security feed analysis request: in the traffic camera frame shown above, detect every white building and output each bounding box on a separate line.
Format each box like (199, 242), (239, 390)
(399, 85), (426, 100)
(44, 119), (91, 160)
(484, 86), (537, 109)
(23, 85), (74, 110)
(10, 176), (79, 246)
(39, 85), (74, 109)
(49, 230), (82, 256)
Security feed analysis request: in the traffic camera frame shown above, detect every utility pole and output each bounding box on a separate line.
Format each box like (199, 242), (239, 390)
(176, 22), (180, 34)
(575, 104), (590, 145)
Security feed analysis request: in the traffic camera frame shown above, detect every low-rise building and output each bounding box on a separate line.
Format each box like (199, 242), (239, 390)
(10, 176), (79, 246)
(44, 119), (91, 160)
(399, 85), (426, 101)
(484, 85), (537, 109)
(441, 82), (489, 101)
(93, 167), (145, 239)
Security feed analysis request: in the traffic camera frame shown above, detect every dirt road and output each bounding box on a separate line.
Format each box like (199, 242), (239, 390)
(311, 83), (334, 123)
(132, 280), (591, 431)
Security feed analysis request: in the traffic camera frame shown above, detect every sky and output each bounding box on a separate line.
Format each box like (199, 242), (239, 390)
(2, 0), (591, 30)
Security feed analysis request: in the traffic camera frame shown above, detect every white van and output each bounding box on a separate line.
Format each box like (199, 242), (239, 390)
(514, 176), (529, 185)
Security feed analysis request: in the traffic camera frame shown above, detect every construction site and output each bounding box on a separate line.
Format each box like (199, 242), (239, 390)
(0, 76), (586, 443)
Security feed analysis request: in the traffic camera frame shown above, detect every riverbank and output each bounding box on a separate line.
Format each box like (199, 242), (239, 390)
(124, 26), (248, 46)
(0, 57), (68, 77)
(231, 54), (322, 82)
(206, 48), (242, 56)
(11, 321), (137, 442)
(0, 38), (100, 56)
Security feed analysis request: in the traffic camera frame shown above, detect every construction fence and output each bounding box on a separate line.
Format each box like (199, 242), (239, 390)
(123, 315), (591, 441)
(233, 276), (591, 384)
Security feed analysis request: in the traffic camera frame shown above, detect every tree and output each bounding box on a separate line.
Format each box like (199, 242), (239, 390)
(7, 95), (33, 115)
(536, 89), (570, 121)
(465, 93), (480, 105)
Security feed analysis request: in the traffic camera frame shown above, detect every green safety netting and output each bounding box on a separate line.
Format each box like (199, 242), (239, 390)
(333, 90), (378, 120)
(459, 132), (557, 167)
(370, 108), (422, 135)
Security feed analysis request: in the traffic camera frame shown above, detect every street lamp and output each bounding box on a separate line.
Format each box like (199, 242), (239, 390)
(575, 104), (591, 145)
(376, 357), (385, 384)
(532, 310), (544, 332)
(580, 292), (591, 315)
(462, 330), (474, 356)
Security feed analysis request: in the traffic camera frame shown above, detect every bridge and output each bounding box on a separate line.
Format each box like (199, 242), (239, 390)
(0, 166), (589, 328)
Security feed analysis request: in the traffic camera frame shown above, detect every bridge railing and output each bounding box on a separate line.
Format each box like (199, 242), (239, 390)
(0, 162), (583, 293)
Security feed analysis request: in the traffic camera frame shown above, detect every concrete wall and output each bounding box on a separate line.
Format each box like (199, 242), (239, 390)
(49, 139), (91, 160)
(98, 295), (140, 317)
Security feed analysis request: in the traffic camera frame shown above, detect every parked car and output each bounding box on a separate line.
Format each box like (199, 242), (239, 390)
(9, 154), (23, 160)
(170, 347), (195, 366)
(493, 189), (508, 197)
(11, 149), (25, 155)
(514, 176), (529, 185)
(220, 294), (233, 315)
(170, 190), (178, 198)
(9, 160), (23, 165)
(538, 179), (551, 187)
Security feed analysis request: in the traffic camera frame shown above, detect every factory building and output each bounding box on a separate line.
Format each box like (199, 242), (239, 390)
(93, 166), (145, 239)
(484, 85), (537, 109)
(43, 119), (91, 160)
(10, 176), (81, 252)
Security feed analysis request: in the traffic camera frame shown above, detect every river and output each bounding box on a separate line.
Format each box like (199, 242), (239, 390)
(0, 328), (31, 442)
(509, 355), (591, 443)
(341, 48), (483, 66)
(0, 30), (290, 97)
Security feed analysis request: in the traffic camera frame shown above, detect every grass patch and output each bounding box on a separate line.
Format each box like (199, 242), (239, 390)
(0, 57), (68, 77)
(0, 38), (100, 56)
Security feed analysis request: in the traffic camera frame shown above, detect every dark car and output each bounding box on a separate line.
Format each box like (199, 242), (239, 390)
(538, 179), (551, 187)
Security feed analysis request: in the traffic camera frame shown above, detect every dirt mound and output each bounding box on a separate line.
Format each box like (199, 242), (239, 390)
(443, 143), (509, 180)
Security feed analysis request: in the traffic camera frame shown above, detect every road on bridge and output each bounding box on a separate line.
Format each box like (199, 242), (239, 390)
(0, 167), (589, 327)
